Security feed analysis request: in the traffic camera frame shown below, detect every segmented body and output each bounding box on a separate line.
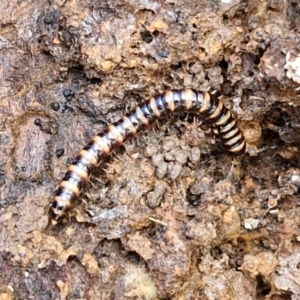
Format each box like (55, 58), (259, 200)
(50, 88), (246, 223)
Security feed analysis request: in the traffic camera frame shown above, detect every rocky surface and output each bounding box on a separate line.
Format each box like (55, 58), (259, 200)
(1, 0), (300, 299)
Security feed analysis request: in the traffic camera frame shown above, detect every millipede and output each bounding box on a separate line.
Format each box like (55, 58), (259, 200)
(50, 88), (246, 224)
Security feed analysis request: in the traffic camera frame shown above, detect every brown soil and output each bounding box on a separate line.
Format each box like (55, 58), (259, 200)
(1, 0), (300, 299)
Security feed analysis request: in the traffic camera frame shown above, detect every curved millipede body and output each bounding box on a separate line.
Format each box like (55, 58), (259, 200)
(50, 89), (246, 224)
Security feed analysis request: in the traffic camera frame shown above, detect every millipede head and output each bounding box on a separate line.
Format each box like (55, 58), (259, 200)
(49, 200), (68, 225)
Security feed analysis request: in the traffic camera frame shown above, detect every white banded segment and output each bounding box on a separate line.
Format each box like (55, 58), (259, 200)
(50, 89), (246, 223)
